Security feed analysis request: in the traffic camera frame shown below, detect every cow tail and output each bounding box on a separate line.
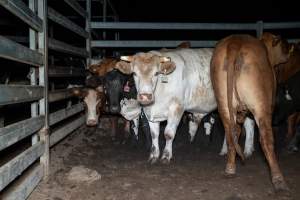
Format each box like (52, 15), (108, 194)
(226, 46), (245, 161)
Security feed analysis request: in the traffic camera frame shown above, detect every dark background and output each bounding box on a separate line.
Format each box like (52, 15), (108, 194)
(112, 0), (300, 22)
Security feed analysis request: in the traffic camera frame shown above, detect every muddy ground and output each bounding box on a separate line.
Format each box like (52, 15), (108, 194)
(29, 118), (300, 200)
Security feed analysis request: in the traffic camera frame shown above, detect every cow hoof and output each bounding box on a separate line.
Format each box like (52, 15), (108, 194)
(272, 177), (290, 195)
(244, 149), (254, 158)
(148, 157), (159, 165)
(160, 157), (171, 165)
(225, 166), (236, 176)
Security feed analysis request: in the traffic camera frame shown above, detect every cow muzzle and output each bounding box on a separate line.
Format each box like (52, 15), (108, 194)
(86, 119), (98, 126)
(138, 93), (154, 105)
(110, 105), (120, 113)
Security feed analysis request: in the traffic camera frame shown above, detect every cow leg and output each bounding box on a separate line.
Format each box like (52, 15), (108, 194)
(218, 108), (237, 175)
(244, 117), (255, 158)
(148, 121), (160, 164)
(140, 113), (152, 151)
(132, 117), (139, 140)
(219, 137), (228, 156)
(255, 113), (289, 192)
(161, 103), (184, 164)
(286, 113), (297, 142)
(188, 113), (205, 142)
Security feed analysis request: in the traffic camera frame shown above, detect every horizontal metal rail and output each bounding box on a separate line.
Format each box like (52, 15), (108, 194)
(3, 36), (29, 43)
(48, 7), (89, 38)
(0, 141), (45, 191)
(0, 0), (43, 32)
(91, 40), (218, 48)
(64, 0), (88, 18)
(50, 114), (85, 147)
(49, 38), (89, 57)
(1, 164), (44, 200)
(0, 85), (44, 106)
(0, 36), (44, 66)
(49, 66), (86, 77)
(91, 21), (300, 30)
(263, 22), (300, 29)
(49, 103), (84, 126)
(0, 116), (44, 151)
(91, 22), (258, 30)
(49, 88), (73, 103)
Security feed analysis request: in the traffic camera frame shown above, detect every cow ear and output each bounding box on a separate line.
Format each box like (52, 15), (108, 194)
(272, 35), (281, 47)
(159, 57), (176, 74)
(115, 61), (132, 74)
(72, 87), (86, 98)
(96, 85), (104, 93)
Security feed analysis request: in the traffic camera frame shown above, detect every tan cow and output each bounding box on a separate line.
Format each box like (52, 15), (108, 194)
(210, 33), (290, 192)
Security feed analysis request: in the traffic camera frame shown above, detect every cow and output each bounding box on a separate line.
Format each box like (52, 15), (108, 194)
(210, 33), (290, 192)
(115, 48), (217, 164)
(89, 58), (152, 148)
(72, 85), (106, 126)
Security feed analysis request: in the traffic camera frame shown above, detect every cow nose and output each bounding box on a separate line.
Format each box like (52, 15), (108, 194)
(87, 119), (97, 126)
(110, 105), (120, 113)
(138, 93), (153, 104)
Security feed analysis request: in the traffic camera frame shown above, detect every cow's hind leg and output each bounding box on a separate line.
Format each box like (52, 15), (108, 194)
(148, 121), (160, 164)
(161, 102), (184, 164)
(255, 112), (289, 192)
(218, 108), (238, 175)
(189, 113), (205, 142)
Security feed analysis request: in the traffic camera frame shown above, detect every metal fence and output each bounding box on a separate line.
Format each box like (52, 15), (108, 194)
(0, 0), (91, 199)
(91, 21), (300, 48)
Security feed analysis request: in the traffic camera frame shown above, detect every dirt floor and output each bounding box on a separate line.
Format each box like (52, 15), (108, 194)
(29, 118), (300, 200)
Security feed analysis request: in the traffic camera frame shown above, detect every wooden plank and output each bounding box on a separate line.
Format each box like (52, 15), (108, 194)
(0, 116), (44, 151)
(0, 85), (44, 106)
(49, 103), (84, 126)
(49, 88), (73, 103)
(50, 115), (85, 147)
(1, 164), (43, 200)
(49, 38), (89, 57)
(64, 0), (88, 18)
(0, 36), (44, 66)
(0, 141), (45, 191)
(0, 0), (43, 32)
(48, 7), (89, 38)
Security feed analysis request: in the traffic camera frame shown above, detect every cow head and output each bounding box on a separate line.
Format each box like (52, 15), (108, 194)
(89, 58), (117, 76)
(115, 52), (176, 105)
(104, 69), (130, 113)
(72, 86), (104, 126)
(260, 32), (291, 66)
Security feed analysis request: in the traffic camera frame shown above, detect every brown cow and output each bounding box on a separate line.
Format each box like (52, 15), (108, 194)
(210, 33), (290, 192)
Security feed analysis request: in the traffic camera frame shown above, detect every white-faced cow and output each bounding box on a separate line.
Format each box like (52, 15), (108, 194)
(115, 48), (217, 164)
(210, 33), (291, 192)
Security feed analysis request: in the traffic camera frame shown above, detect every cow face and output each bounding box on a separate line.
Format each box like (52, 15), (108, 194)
(104, 70), (128, 113)
(72, 87), (104, 126)
(261, 33), (291, 66)
(115, 53), (176, 105)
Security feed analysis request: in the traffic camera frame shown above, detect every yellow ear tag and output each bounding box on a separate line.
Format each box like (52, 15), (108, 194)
(161, 69), (168, 83)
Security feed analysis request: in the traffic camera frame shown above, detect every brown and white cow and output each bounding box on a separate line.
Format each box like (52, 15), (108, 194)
(210, 33), (290, 192)
(72, 86), (106, 126)
(115, 48), (217, 164)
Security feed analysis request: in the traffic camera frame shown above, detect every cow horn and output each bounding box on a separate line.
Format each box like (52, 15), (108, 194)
(120, 56), (133, 62)
(160, 56), (171, 62)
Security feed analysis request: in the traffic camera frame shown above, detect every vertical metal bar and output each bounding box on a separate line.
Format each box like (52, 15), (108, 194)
(86, 0), (91, 68)
(38, 0), (50, 179)
(256, 21), (263, 38)
(29, 0), (39, 145)
(102, 0), (107, 57)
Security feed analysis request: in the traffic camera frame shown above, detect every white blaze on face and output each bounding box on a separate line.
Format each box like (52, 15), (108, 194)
(84, 89), (100, 126)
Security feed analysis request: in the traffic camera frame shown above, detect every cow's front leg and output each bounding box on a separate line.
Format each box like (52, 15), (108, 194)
(161, 103), (184, 164)
(148, 121), (160, 164)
